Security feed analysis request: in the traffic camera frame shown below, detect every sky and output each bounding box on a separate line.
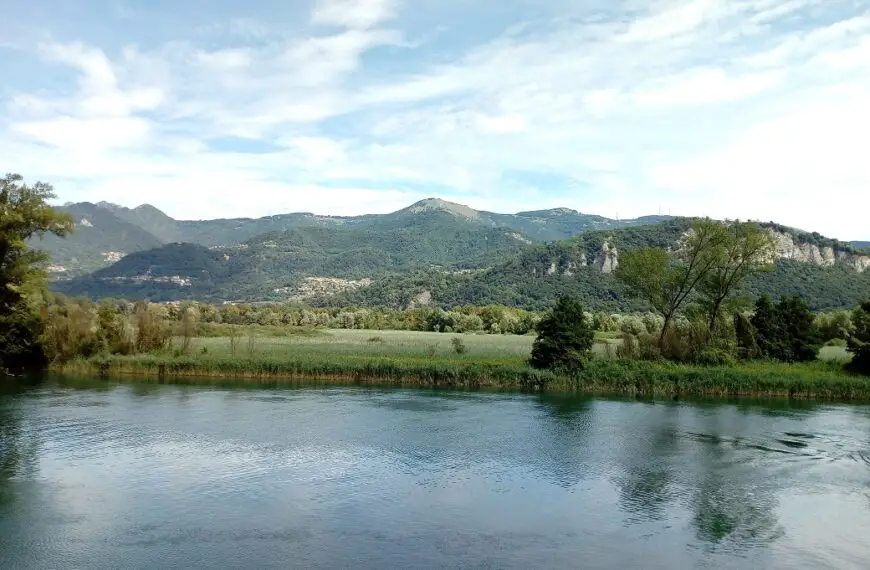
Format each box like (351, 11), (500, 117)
(2, 0), (869, 239)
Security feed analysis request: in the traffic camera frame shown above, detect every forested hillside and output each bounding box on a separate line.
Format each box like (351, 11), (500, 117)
(53, 216), (870, 312)
(37, 197), (670, 274)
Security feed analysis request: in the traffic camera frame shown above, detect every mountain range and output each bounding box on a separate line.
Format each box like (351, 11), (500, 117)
(38, 198), (670, 275)
(41, 198), (870, 312)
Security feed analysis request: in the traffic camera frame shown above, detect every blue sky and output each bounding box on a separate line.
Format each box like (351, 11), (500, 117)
(2, 0), (869, 239)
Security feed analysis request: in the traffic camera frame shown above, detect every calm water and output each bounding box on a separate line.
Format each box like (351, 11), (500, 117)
(2, 377), (870, 569)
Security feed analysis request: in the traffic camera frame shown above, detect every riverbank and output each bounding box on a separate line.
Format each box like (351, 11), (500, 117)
(51, 352), (869, 400)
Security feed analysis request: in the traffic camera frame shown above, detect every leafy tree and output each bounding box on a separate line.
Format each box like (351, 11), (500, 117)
(1, 174), (73, 371)
(734, 312), (760, 359)
(847, 302), (870, 374)
(748, 295), (778, 357)
(617, 218), (728, 344)
(529, 295), (594, 372)
(697, 222), (775, 331)
(775, 296), (822, 362)
(750, 294), (821, 362)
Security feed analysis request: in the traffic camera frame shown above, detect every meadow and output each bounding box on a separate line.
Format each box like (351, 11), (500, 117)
(53, 327), (870, 400)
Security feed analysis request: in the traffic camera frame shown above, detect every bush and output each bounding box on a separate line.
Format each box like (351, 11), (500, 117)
(692, 348), (736, 367)
(616, 333), (639, 359)
(750, 295), (822, 362)
(825, 338), (847, 347)
(451, 337), (469, 355)
(848, 301), (870, 374)
(530, 295), (595, 373)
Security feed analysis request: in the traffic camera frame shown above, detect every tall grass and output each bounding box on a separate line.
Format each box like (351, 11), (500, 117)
(53, 330), (870, 400)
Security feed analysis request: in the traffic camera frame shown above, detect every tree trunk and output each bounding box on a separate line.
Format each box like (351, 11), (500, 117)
(659, 314), (673, 347)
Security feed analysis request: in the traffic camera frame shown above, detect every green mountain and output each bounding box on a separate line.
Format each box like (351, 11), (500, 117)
(34, 202), (165, 276)
(53, 215), (870, 312)
(39, 198), (671, 275)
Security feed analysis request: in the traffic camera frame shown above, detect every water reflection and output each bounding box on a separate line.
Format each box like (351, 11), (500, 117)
(1, 378), (870, 569)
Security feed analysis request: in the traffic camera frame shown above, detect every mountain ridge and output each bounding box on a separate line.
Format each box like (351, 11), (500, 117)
(52, 217), (870, 311)
(39, 198), (674, 274)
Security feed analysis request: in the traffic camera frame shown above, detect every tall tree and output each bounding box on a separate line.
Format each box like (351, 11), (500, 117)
(847, 301), (870, 374)
(530, 295), (594, 373)
(751, 294), (821, 362)
(617, 218), (727, 344)
(1, 174), (73, 371)
(696, 222), (775, 332)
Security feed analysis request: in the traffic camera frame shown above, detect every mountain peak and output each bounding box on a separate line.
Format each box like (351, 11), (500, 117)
(406, 198), (480, 220)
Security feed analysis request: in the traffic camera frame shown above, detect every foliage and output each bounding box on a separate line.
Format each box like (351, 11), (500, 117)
(451, 337), (469, 355)
(847, 302), (870, 374)
(815, 311), (853, 342)
(734, 313), (760, 359)
(50, 212), (870, 316)
(1, 174), (74, 371)
(55, 346), (870, 400)
(692, 348), (737, 367)
(617, 218), (737, 343)
(696, 221), (775, 331)
(748, 295), (822, 362)
(529, 295), (595, 372)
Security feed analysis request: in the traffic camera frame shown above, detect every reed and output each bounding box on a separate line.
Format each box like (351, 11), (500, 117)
(53, 350), (870, 400)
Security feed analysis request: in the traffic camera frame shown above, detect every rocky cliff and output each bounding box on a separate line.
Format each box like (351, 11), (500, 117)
(771, 231), (869, 273)
(537, 229), (870, 277)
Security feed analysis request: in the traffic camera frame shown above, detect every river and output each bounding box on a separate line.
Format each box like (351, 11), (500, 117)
(2, 376), (870, 569)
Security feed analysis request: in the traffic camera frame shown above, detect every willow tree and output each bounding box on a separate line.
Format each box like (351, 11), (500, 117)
(1, 174), (73, 371)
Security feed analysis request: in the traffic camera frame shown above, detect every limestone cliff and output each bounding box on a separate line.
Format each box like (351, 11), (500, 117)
(533, 229), (869, 278)
(770, 230), (869, 273)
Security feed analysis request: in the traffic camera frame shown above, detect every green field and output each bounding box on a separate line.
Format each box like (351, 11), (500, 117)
(52, 327), (870, 400)
(194, 329), (535, 363)
(189, 328), (623, 362)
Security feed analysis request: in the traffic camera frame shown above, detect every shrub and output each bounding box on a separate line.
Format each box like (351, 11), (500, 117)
(825, 338), (847, 347)
(848, 301), (870, 374)
(616, 333), (639, 359)
(816, 311), (853, 343)
(734, 312), (760, 359)
(451, 337), (469, 355)
(751, 295), (822, 362)
(692, 348), (736, 367)
(530, 295), (595, 373)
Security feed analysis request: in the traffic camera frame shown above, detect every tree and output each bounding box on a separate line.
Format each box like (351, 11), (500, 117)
(750, 294), (821, 362)
(617, 218), (727, 344)
(748, 295), (779, 358)
(1, 174), (73, 371)
(530, 295), (594, 372)
(847, 302), (870, 374)
(696, 222), (775, 332)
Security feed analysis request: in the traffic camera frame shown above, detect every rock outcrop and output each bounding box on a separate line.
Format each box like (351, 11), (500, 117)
(770, 230), (868, 272)
(594, 241), (619, 273)
(536, 230), (869, 278)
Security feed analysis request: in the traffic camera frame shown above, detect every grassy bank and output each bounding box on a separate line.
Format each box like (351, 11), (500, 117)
(49, 329), (869, 399)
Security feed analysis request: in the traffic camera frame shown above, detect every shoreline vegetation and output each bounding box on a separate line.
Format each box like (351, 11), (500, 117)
(48, 329), (869, 400)
(4, 174), (870, 401)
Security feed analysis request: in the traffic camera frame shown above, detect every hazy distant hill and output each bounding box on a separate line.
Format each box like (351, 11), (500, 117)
(34, 202), (165, 276)
(38, 197), (671, 275)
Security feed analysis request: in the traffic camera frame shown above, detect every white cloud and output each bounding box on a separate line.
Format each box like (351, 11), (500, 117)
(312, 0), (398, 29)
(3, 0), (870, 239)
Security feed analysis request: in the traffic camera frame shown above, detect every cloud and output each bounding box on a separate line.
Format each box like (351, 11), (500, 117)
(312, 0), (398, 29)
(2, 0), (870, 239)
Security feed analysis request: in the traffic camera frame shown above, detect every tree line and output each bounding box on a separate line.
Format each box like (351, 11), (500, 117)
(2, 174), (869, 377)
(527, 218), (870, 375)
